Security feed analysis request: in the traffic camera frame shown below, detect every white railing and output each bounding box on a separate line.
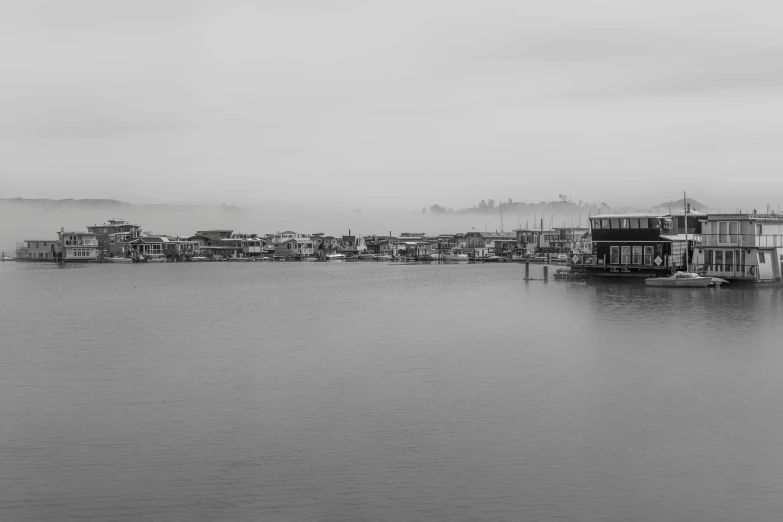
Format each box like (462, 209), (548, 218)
(696, 234), (783, 248)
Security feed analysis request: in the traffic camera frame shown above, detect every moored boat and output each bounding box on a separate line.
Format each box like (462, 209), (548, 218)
(442, 249), (468, 262)
(645, 271), (712, 287)
(326, 253), (346, 261)
(105, 256), (133, 263)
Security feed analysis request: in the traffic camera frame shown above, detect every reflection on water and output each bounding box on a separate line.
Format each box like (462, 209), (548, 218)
(1, 262), (782, 522)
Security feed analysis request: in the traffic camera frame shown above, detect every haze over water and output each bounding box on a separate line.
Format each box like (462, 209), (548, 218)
(2, 261), (783, 521)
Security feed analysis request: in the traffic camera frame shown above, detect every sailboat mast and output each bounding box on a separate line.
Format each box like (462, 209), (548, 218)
(684, 191), (688, 272)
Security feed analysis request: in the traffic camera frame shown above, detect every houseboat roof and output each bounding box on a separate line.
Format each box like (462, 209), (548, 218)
(24, 239), (57, 242)
(59, 231), (97, 235)
(660, 234), (691, 242)
(592, 213), (665, 219)
(701, 213), (783, 222)
(280, 237), (312, 244)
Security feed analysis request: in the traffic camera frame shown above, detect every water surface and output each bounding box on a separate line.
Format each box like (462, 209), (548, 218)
(1, 261), (782, 521)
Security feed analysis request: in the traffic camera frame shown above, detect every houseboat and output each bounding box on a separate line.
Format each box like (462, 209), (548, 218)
(695, 213), (783, 284)
(571, 210), (704, 278)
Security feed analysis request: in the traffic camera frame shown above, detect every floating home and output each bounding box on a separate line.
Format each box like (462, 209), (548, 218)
(695, 213), (783, 284)
(58, 230), (99, 261)
(15, 239), (59, 261)
(571, 211), (703, 277)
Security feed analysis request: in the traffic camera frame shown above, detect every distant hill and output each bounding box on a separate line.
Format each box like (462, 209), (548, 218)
(1, 197), (131, 207)
(652, 197), (710, 212)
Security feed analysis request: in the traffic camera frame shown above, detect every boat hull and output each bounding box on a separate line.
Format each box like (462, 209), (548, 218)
(645, 278), (711, 287)
(105, 258), (133, 263)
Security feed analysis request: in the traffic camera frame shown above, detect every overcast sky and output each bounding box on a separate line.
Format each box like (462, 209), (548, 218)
(2, 0), (782, 211)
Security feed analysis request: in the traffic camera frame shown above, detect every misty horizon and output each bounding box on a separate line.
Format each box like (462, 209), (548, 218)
(3, 1), (783, 211)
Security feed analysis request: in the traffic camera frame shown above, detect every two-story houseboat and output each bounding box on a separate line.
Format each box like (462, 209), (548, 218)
(570, 210), (703, 277)
(695, 213), (783, 284)
(58, 230), (99, 262)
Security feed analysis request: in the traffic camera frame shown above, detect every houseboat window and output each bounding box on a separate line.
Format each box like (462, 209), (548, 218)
(706, 250), (713, 269)
(718, 222), (728, 243)
(592, 219), (601, 229)
(644, 246), (654, 265)
(620, 218), (630, 229)
(621, 246), (631, 265)
(632, 246), (643, 264)
(610, 246), (619, 264)
(759, 252), (766, 263)
(639, 218), (649, 229)
(630, 219), (639, 229)
(610, 218), (620, 229)
(725, 250), (734, 271)
(729, 222), (738, 244)
(716, 250), (723, 271)
(757, 224), (763, 236)
(663, 219), (672, 229)
(602, 219), (610, 229)
(649, 219), (659, 229)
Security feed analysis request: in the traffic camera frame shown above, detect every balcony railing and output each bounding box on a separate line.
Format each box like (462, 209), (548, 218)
(696, 234), (783, 248)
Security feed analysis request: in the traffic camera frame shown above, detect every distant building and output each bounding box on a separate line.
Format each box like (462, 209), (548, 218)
(15, 239), (59, 261)
(58, 230), (99, 262)
(541, 227), (590, 254)
(273, 237), (314, 259)
(86, 219), (142, 255)
(340, 234), (367, 257)
(464, 232), (515, 258)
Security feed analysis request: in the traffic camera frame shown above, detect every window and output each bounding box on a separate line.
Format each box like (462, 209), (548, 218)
(757, 224), (763, 236)
(610, 246), (620, 264)
(725, 250), (733, 272)
(630, 219), (639, 229)
(632, 246), (642, 264)
(620, 218), (630, 229)
(717, 221), (738, 245)
(610, 218), (619, 229)
(602, 219), (610, 229)
(621, 246), (631, 264)
(39, 253), (43, 258)
(729, 222), (738, 244)
(706, 249), (714, 270)
(644, 246), (654, 265)
(663, 219), (673, 229)
(759, 252), (766, 264)
(593, 220), (601, 229)
(716, 250), (723, 271)
(639, 218), (649, 229)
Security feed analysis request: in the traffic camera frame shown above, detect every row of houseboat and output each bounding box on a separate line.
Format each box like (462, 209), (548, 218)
(12, 208), (783, 284)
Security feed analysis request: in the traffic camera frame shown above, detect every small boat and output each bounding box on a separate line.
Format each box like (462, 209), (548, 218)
(374, 254), (392, 261)
(484, 255), (507, 262)
(105, 257), (133, 263)
(645, 271), (712, 287)
(443, 249), (468, 262)
(326, 253), (346, 261)
(147, 256), (167, 263)
(357, 253), (377, 260)
(645, 191), (714, 289)
(190, 256), (208, 262)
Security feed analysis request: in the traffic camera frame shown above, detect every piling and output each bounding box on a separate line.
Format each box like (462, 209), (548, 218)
(546, 253), (550, 264)
(543, 265), (548, 281)
(525, 261), (530, 280)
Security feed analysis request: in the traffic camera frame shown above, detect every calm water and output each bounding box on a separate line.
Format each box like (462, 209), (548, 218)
(2, 261), (783, 521)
